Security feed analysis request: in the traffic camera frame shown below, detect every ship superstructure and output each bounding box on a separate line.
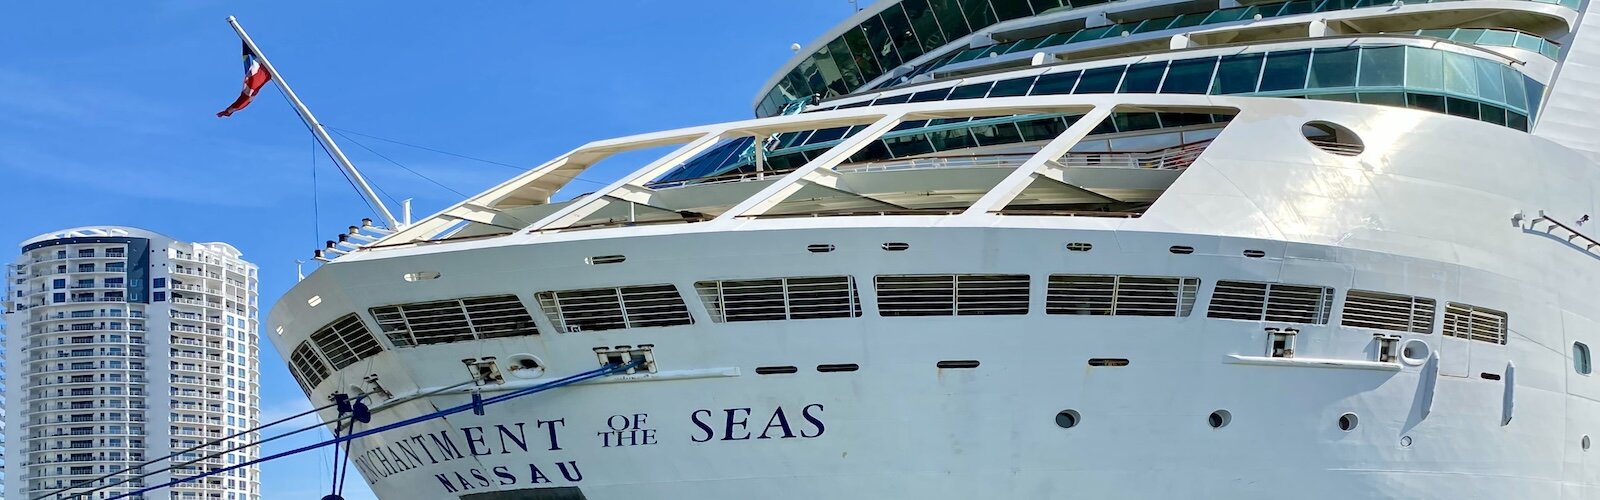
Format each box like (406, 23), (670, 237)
(256, 0), (1600, 498)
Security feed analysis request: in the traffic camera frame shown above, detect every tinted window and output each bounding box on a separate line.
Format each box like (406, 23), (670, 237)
(1443, 52), (1479, 96)
(1258, 50), (1311, 91)
(1474, 58), (1506, 102)
(1405, 46), (1444, 91)
(1030, 71), (1081, 95)
(1074, 66), (1126, 94)
(1358, 46), (1405, 87)
(1120, 62), (1167, 92)
(1212, 53), (1264, 94)
(931, 0), (974, 39)
(873, 93), (913, 105)
(909, 87), (955, 102)
(1577, 342), (1593, 375)
(1445, 97), (1480, 119)
(1017, 117), (1069, 141)
(989, 77), (1038, 97)
(1161, 57), (1217, 94)
(948, 82), (994, 100)
(1307, 47), (1358, 88)
(1407, 93), (1446, 113)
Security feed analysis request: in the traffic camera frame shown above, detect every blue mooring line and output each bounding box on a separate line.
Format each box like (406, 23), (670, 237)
(98, 360), (643, 500)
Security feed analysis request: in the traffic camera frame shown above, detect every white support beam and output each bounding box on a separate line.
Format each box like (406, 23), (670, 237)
(717, 114), (905, 220)
(960, 105), (1113, 217)
(529, 132), (726, 232)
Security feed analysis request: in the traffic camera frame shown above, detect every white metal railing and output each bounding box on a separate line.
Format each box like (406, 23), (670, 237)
(1306, 138), (1364, 156)
(834, 153), (1031, 173)
(1057, 140), (1212, 169)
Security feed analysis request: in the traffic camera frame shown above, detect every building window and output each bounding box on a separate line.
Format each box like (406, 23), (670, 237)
(153, 278), (166, 289)
(153, 292), (166, 302)
(52, 279), (65, 289)
(1576, 342), (1593, 375)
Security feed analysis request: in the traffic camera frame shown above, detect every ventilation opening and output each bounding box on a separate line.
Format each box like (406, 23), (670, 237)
(538, 284), (693, 332)
(806, 244), (836, 253)
(1242, 250), (1266, 258)
(371, 295), (540, 346)
(1208, 410), (1231, 429)
(755, 366), (799, 375)
(1303, 121), (1364, 156)
(1087, 358), (1130, 366)
(696, 276), (862, 322)
(1208, 281), (1334, 324)
(1168, 245), (1195, 254)
(1055, 410), (1081, 429)
(1047, 274), (1200, 317)
(1065, 242), (1093, 252)
(817, 363), (860, 372)
(881, 242), (910, 251)
(1342, 290), (1436, 334)
(876, 274), (1030, 316)
(1338, 412), (1359, 431)
(936, 360), (981, 369)
(1443, 302), (1508, 345)
(307, 314), (384, 369)
(586, 255), (626, 265)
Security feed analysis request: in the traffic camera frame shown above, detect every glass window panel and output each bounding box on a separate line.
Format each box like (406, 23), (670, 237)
(1074, 66), (1126, 93)
(989, 76), (1038, 96)
(1478, 30), (1516, 46)
(993, 0), (1034, 21)
(862, 16), (904, 72)
(1406, 93), (1446, 113)
(1213, 53), (1265, 94)
(844, 28), (883, 80)
(1445, 96), (1480, 119)
(1259, 50), (1311, 91)
(827, 38), (866, 91)
(1067, 25), (1116, 43)
(960, 0), (1000, 28)
(969, 121), (1023, 146)
(1030, 70), (1081, 95)
(1162, 57), (1217, 94)
(1357, 91), (1407, 107)
(910, 87), (956, 102)
(1132, 16), (1178, 33)
(931, 0), (974, 40)
(1405, 46), (1444, 91)
(1004, 36), (1050, 54)
(836, 99), (873, 109)
(949, 82), (995, 99)
(928, 117), (972, 126)
(902, 0), (949, 54)
(1278, 1), (1316, 15)
(1203, 6), (1252, 23)
(1501, 67), (1528, 110)
(881, 5), (925, 63)
(1474, 59), (1507, 103)
(1480, 104), (1508, 126)
(1030, 0), (1065, 13)
(1357, 46), (1405, 87)
(883, 133), (937, 157)
(1308, 93), (1357, 103)
(1416, 28), (1457, 40)
(782, 72), (812, 101)
(1072, 0), (1113, 7)
(1443, 52), (1479, 96)
(1508, 112), (1529, 131)
(1513, 33), (1544, 52)
(1017, 117), (1070, 141)
(1102, 22), (1141, 39)
(1308, 47), (1358, 88)
(805, 127), (851, 145)
(873, 93), (913, 105)
(1113, 112), (1162, 132)
(812, 49), (849, 98)
(1452, 29), (1486, 44)
(892, 119), (931, 131)
(1120, 61), (1168, 92)
(846, 140), (894, 164)
(929, 127), (978, 150)
(1167, 13), (1208, 29)
(946, 47), (989, 65)
(1157, 112), (1211, 127)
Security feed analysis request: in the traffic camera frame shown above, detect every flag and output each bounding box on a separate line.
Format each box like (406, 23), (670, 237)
(217, 42), (271, 117)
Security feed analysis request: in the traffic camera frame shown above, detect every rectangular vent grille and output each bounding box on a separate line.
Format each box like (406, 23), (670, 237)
(370, 295), (538, 347)
(875, 274), (1030, 316)
(1341, 290), (1435, 333)
(1443, 302), (1508, 344)
(307, 314), (384, 370)
(537, 284), (692, 332)
(288, 341), (330, 393)
(1046, 275), (1199, 317)
(695, 276), (861, 322)
(1208, 281), (1333, 324)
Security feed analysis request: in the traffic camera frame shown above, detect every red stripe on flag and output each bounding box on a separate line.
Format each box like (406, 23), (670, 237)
(217, 46), (272, 118)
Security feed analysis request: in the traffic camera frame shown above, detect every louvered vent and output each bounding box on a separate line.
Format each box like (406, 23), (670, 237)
(307, 314), (384, 369)
(1208, 281), (1333, 324)
(370, 295), (538, 347)
(695, 276), (861, 322)
(287, 341), (330, 393)
(876, 274), (1030, 316)
(1443, 302), (1508, 344)
(1341, 290), (1436, 333)
(537, 284), (692, 332)
(1046, 275), (1199, 316)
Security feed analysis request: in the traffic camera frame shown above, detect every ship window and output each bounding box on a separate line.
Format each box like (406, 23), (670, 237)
(1119, 61), (1167, 93)
(948, 82), (994, 100)
(1307, 47), (1358, 88)
(909, 87), (954, 103)
(696, 276), (862, 322)
(369, 295), (539, 347)
(1208, 281), (1333, 324)
(1302, 121), (1364, 156)
(287, 341), (329, 394)
(1442, 302), (1507, 344)
(1213, 53), (1264, 94)
(1030, 70), (1081, 95)
(307, 314), (384, 370)
(1258, 50), (1311, 92)
(1341, 290), (1435, 334)
(875, 274), (1030, 316)
(1046, 275), (1200, 317)
(537, 284), (692, 332)
(1577, 342), (1592, 375)
(988, 76), (1037, 97)
(1358, 46), (1405, 87)
(1161, 57), (1217, 94)
(1073, 65), (1126, 94)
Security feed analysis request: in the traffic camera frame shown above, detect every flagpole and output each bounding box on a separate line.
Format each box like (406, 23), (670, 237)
(225, 15), (401, 230)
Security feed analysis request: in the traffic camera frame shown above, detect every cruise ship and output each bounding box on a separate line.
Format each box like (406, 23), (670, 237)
(261, 0), (1600, 498)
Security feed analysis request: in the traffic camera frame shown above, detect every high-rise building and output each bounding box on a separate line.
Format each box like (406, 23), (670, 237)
(1, 227), (260, 500)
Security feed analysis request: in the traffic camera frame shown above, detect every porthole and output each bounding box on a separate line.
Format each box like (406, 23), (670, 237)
(1338, 412), (1359, 432)
(1065, 242), (1093, 252)
(505, 354), (545, 379)
(1400, 436), (1413, 447)
(1055, 410), (1081, 429)
(586, 255), (626, 265)
(1400, 339), (1430, 366)
(1169, 245), (1195, 254)
(1584, 435), (1592, 451)
(402, 271), (441, 282)
(1302, 121), (1364, 156)
(1208, 410), (1232, 429)
(882, 242), (910, 251)
(806, 244), (836, 253)
(1575, 342), (1592, 375)
(1242, 249), (1266, 258)
(755, 366), (798, 375)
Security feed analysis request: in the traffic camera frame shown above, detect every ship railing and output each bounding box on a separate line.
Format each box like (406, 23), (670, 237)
(1056, 140), (1213, 170)
(833, 153), (1033, 173)
(1305, 138), (1364, 156)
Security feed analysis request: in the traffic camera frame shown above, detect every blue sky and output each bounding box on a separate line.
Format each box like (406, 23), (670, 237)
(0, 1), (851, 498)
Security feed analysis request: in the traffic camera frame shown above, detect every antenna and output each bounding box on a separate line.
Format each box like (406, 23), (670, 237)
(848, 0), (860, 12)
(224, 16), (402, 230)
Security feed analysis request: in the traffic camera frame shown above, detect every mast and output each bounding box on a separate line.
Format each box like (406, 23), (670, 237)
(225, 15), (402, 229)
